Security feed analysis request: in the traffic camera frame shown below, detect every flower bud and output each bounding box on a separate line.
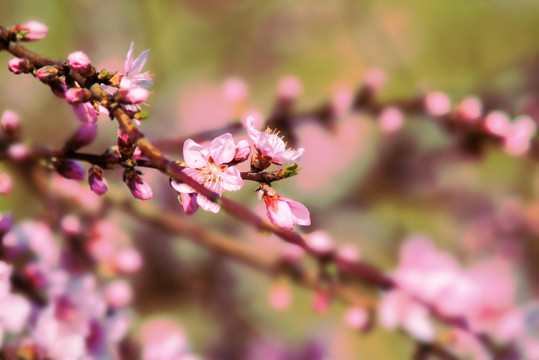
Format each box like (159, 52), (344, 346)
(233, 139), (251, 163)
(177, 192), (198, 215)
(344, 307), (370, 331)
(457, 96), (482, 122)
(0, 213), (14, 234)
(364, 67), (387, 90)
(60, 215), (81, 235)
(88, 166), (108, 196)
(118, 87), (149, 104)
(13, 21), (48, 41)
(66, 123), (98, 150)
(425, 92), (451, 116)
(484, 111), (510, 137)
(8, 143), (30, 162)
(260, 184), (311, 230)
(0, 172), (13, 195)
(379, 107), (404, 133)
(35, 66), (59, 82)
(56, 159), (85, 181)
(336, 244), (360, 263)
(114, 248), (142, 274)
(306, 231), (334, 255)
(277, 76), (302, 100)
(67, 51), (92, 74)
(65, 88), (92, 104)
(1, 110), (21, 141)
(105, 280), (133, 308)
(124, 170), (153, 200)
(8, 58), (31, 74)
(71, 102), (98, 123)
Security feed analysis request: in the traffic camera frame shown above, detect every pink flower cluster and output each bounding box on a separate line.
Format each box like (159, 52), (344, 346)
(379, 236), (539, 358)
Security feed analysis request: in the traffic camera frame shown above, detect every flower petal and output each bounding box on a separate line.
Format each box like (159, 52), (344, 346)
(170, 168), (200, 193)
(274, 148), (305, 164)
(183, 139), (208, 168)
(220, 167), (243, 192)
(124, 42), (135, 74)
(288, 199), (311, 226)
(197, 195), (220, 213)
(267, 200), (295, 230)
(245, 115), (261, 144)
(402, 302), (435, 342)
(130, 49), (150, 76)
(209, 133), (236, 165)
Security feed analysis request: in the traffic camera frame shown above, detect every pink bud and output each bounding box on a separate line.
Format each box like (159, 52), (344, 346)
(8, 143), (30, 162)
(268, 281), (292, 311)
(484, 111), (510, 136)
(233, 139), (251, 162)
(277, 76), (302, 99)
(457, 97), (482, 122)
(67, 123), (98, 150)
(13, 21), (48, 41)
(60, 215), (81, 235)
(337, 244), (360, 263)
(331, 85), (353, 114)
(364, 67), (387, 90)
(119, 87), (149, 104)
(114, 248), (142, 274)
(125, 172), (153, 200)
(0, 213), (14, 233)
(306, 231), (335, 255)
(344, 307), (369, 330)
(88, 166), (108, 196)
(379, 107), (404, 133)
(0, 172), (13, 195)
(35, 66), (59, 82)
(65, 88), (91, 104)
(223, 77), (248, 102)
(282, 243), (305, 262)
(1, 110), (20, 138)
(105, 280), (133, 308)
(56, 159), (85, 181)
(425, 92), (451, 116)
(67, 51), (92, 73)
(8, 58), (30, 74)
(313, 289), (330, 314)
(72, 102), (98, 123)
(177, 192), (198, 215)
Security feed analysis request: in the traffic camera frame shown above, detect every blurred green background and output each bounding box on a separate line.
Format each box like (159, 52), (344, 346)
(1, 0), (539, 359)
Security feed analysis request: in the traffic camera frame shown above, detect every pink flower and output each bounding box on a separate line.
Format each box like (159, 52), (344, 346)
(120, 42), (153, 89)
(13, 20), (48, 41)
(170, 133), (243, 213)
(260, 185), (310, 230)
(457, 96), (482, 121)
(118, 86), (150, 104)
(72, 102), (98, 123)
(484, 111), (510, 136)
(277, 76), (302, 100)
(245, 115), (305, 167)
(66, 51), (92, 73)
(125, 171), (153, 200)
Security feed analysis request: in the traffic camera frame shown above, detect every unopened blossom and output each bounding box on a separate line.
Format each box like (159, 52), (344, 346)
(72, 102), (98, 123)
(222, 77), (248, 103)
(118, 86), (150, 104)
(1, 110), (20, 139)
(364, 67), (387, 90)
(305, 231), (334, 255)
(104, 280), (133, 308)
(88, 166), (108, 196)
(125, 171), (153, 200)
(67, 123), (98, 150)
(245, 115), (304, 169)
(7, 57), (30, 74)
(67, 51), (92, 73)
(457, 96), (482, 121)
(277, 76), (302, 100)
(13, 20), (48, 41)
(233, 139), (251, 163)
(425, 91), (451, 116)
(170, 133), (243, 213)
(177, 192), (198, 215)
(379, 107), (404, 133)
(140, 319), (188, 360)
(0, 172), (12, 195)
(337, 244), (360, 262)
(113, 248), (142, 274)
(56, 159), (85, 181)
(8, 143), (30, 161)
(503, 116), (536, 156)
(260, 185), (310, 230)
(484, 111), (511, 136)
(120, 42), (153, 89)
(65, 88), (91, 104)
(344, 307), (369, 331)
(60, 215), (81, 235)
(35, 66), (59, 82)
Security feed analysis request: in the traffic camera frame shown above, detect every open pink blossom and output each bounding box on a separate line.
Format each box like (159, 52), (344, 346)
(120, 42), (152, 89)
(171, 133), (243, 213)
(260, 185), (310, 230)
(244, 115), (304, 166)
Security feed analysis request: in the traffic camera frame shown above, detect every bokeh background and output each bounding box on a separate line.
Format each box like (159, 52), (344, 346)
(2, 0), (539, 359)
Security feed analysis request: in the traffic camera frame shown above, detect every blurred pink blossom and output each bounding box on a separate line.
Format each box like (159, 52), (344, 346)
(424, 91), (451, 116)
(378, 107), (404, 133)
(13, 20), (48, 41)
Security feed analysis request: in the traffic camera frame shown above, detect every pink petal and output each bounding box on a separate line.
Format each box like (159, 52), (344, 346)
(378, 291), (405, 330)
(197, 195), (220, 213)
(402, 303), (435, 341)
(130, 49), (150, 76)
(274, 148), (305, 164)
(170, 169), (200, 193)
(220, 167), (243, 192)
(124, 42), (135, 74)
(267, 200), (295, 230)
(244, 115), (261, 144)
(209, 133), (236, 165)
(288, 199), (310, 226)
(183, 139), (208, 168)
